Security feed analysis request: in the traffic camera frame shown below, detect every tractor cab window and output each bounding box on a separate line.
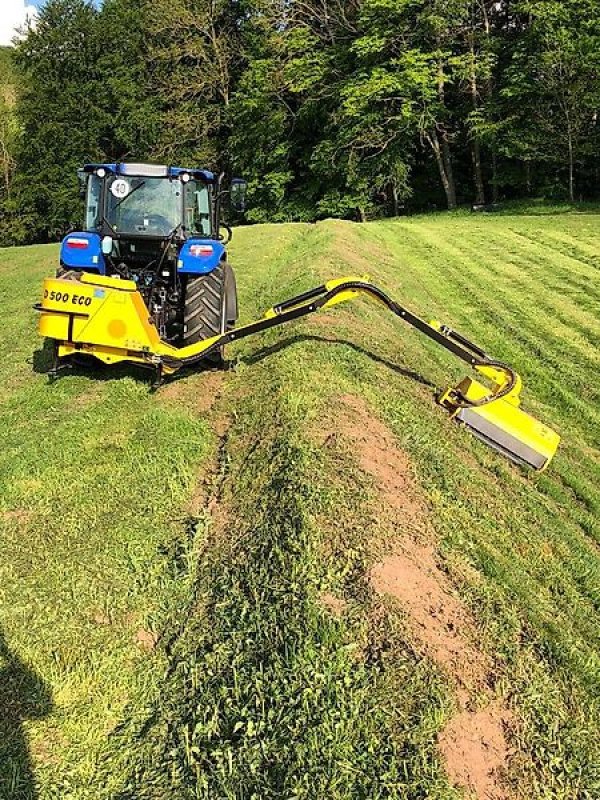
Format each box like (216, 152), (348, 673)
(184, 181), (212, 237)
(85, 174), (102, 231)
(105, 176), (182, 236)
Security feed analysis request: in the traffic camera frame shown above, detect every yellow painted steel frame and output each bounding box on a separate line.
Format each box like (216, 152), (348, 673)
(38, 272), (369, 375)
(438, 372), (560, 471)
(36, 270), (560, 470)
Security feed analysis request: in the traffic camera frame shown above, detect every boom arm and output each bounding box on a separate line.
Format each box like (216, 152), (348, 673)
(162, 275), (517, 408)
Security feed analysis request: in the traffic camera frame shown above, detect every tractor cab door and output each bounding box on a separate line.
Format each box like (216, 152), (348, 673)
(184, 181), (212, 238)
(85, 172), (103, 232)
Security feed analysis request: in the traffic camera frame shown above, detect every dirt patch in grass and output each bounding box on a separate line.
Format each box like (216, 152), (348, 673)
(30, 730), (68, 768)
(70, 384), (105, 410)
(438, 702), (513, 800)
(323, 392), (424, 526)
(1, 508), (34, 526)
(161, 366), (234, 524)
(329, 392), (514, 800)
(160, 369), (226, 415)
(185, 382), (235, 551)
(370, 550), (491, 701)
(135, 628), (158, 652)
(187, 419), (231, 520)
(319, 592), (347, 617)
(92, 610), (111, 626)
(371, 548), (513, 800)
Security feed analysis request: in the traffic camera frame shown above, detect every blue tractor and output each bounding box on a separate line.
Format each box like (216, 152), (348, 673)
(61, 162), (247, 363)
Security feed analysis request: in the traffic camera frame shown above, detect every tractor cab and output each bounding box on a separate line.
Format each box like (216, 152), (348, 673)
(59, 163), (245, 346)
(82, 163), (216, 241)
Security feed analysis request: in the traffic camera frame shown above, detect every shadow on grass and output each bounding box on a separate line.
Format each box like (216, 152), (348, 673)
(31, 339), (158, 387)
(30, 333), (434, 392)
(472, 199), (600, 216)
(241, 333), (436, 389)
(0, 630), (52, 800)
(388, 200), (600, 219)
(31, 340), (56, 375)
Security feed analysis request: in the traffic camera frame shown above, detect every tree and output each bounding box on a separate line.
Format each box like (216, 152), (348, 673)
(228, 0), (357, 221)
(500, 0), (600, 201)
(346, 0), (467, 211)
(0, 47), (21, 245)
(96, 0), (160, 162)
(5, 0), (600, 242)
(141, 0), (245, 169)
(0, 48), (18, 201)
(450, 0), (499, 205)
(12, 0), (103, 242)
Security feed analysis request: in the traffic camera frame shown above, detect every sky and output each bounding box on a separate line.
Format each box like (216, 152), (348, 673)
(0, 0), (38, 46)
(1, 0), (102, 46)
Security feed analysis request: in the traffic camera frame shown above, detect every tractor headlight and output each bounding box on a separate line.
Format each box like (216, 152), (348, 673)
(101, 236), (113, 255)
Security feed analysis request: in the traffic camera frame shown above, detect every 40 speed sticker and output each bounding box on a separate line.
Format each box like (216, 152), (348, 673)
(44, 289), (93, 307)
(110, 179), (130, 199)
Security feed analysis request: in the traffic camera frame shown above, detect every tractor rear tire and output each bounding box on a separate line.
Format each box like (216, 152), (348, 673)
(183, 263), (236, 366)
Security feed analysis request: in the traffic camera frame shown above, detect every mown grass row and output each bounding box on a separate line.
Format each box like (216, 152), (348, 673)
(92, 224), (456, 799)
(0, 234), (308, 799)
(101, 389), (451, 799)
(98, 212), (600, 799)
(348, 214), (600, 797)
(219, 214), (600, 797)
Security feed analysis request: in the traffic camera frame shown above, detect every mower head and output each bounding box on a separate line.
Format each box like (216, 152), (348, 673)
(439, 366), (560, 471)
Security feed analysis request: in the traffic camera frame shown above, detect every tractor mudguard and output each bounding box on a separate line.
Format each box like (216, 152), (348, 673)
(177, 239), (226, 275)
(60, 232), (105, 273)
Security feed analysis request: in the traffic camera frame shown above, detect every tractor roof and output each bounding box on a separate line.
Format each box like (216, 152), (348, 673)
(82, 163), (215, 182)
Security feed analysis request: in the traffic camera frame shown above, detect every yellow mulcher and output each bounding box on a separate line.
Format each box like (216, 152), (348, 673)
(36, 271), (559, 472)
(35, 162), (560, 471)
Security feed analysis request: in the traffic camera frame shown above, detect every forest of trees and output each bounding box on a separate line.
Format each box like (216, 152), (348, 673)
(0, 0), (599, 245)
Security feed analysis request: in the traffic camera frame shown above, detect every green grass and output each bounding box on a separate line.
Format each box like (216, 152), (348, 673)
(1, 210), (599, 799)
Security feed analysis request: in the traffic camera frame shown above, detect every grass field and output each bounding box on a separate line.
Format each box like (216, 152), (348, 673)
(0, 210), (599, 800)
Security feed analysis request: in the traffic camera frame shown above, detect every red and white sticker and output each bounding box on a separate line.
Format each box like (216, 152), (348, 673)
(190, 244), (214, 257)
(66, 237), (89, 249)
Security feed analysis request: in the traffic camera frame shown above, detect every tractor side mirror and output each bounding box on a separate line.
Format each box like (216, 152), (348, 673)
(230, 178), (248, 213)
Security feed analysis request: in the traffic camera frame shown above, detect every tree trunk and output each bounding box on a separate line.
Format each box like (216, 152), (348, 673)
(567, 125), (575, 202)
(469, 40), (485, 205)
(0, 142), (11, 197)
(440, 134), (457, 209)
(427, 129), (457, 210)
(472, 138), (485, 205)
(391, 182), (400, 216)
(491, 150), (499, 203)
(434, 53), (457, 210)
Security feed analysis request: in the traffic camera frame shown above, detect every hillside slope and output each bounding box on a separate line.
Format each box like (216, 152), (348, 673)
(1, 212), (599, 799)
